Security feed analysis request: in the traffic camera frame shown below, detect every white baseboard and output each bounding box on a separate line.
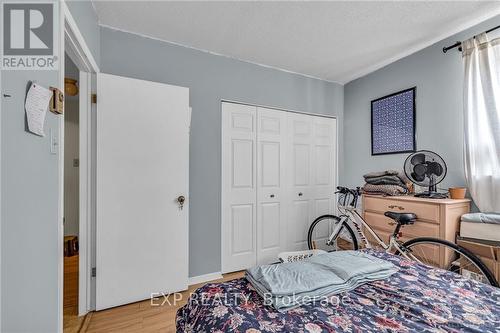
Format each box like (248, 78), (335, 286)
(188, 272), (223, 286)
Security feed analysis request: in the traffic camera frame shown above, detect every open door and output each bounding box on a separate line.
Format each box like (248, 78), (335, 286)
(96, 73), (189, 310)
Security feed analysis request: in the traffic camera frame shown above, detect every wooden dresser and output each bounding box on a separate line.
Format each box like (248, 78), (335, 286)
(362, 194), (470, 266)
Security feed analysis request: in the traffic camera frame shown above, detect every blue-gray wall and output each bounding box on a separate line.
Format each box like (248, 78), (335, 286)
(343, 15), (500, 201)
(1, 1), (100, 332)
(1, 49), (61, 333)
(100, 26), (344, 277)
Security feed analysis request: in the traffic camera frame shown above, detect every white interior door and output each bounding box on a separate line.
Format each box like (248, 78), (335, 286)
(222, 102), (257, 273)
(96, 73), (189, 310)
(256, 107), (287, 265)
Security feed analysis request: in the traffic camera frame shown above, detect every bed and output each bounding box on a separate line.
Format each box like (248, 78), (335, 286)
(176, 250), (500, 332)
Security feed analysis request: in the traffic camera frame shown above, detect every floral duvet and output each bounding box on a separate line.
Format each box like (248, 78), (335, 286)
(176, 250), (500, 332)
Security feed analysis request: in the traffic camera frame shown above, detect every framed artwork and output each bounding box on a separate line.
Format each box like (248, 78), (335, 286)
(371, 87), (416, 155)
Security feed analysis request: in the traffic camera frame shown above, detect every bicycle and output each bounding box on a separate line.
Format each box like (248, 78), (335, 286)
(307, 186), (499, 287)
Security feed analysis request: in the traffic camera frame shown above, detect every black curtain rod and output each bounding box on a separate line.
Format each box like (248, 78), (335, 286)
(443, 24), (500, 53)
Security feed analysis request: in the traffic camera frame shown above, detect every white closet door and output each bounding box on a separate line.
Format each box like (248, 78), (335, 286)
(222, 102), (257, 273)
(287, 113), (314, 251)
(287, 114), (337, 251)
(221, 102), (337, 270)
(256, 107), (287, 265)
(310, 117), (337, 244)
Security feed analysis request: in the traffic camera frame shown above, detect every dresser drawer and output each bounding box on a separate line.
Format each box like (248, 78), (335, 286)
(364, 211), (439, 238)
(364, 197), (440, 223)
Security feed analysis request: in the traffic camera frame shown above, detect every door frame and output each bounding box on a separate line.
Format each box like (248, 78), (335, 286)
(220, 100), (338, 272)
(59, 2), (100, 329)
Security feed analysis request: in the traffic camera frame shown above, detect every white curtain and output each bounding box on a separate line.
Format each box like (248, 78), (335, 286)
(463, 32), (500, 212)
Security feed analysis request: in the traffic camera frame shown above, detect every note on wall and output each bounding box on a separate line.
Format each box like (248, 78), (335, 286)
(25, 82), (52, 136)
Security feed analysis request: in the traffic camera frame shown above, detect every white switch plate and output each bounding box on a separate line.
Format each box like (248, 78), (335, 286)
(50, 129), (58, 154)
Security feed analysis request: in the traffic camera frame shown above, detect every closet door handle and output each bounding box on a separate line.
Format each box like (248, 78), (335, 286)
(270, 194), (275, 198)
(298, 192), (303, 197)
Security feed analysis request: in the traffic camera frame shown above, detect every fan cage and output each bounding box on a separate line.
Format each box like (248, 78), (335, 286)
(404, 150), (447, 189)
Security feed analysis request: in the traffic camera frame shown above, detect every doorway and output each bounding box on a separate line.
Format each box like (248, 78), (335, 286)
(63, 53), (81, 330)
(60, 5), (100, 332)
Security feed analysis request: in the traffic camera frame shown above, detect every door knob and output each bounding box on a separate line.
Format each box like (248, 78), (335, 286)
(298, 192), (303, 197)
(177, 195), (186, 210)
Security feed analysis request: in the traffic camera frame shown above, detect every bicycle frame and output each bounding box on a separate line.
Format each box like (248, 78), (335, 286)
(328, 205), (416, 261)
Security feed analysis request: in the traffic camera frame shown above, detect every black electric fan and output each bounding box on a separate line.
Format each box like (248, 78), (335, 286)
(404, 150), (448, 199)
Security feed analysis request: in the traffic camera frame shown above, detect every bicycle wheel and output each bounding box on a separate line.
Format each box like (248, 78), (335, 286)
(402, 237), (498, 287)
(307, 215), (358, 251)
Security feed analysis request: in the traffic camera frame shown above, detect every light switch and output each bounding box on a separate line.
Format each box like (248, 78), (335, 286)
(50, 129), (58, 154)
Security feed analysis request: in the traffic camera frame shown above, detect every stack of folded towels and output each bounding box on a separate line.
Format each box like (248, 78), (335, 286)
(362, 170), (409, 196)
(245, 251), (397, 311)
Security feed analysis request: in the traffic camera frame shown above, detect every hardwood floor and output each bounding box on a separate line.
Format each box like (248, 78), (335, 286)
(64, 271), (244, 333)
(64, 255), (87, 333)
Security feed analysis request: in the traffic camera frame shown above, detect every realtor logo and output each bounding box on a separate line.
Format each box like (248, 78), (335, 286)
(1, 2), (58, 70)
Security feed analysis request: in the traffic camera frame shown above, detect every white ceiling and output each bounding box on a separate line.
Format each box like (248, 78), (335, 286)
(93, 1), (500, 84)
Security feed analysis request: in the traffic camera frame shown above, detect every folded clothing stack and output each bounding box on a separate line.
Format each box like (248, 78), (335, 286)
(362, 170), (409, 196)
(245, 250), (398, 311)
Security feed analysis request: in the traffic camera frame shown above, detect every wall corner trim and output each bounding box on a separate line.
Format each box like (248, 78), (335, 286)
(62, 1), (100, 73)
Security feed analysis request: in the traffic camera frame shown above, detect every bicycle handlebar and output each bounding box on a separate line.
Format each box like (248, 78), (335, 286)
(335, 186), (361, 208)
(336, 186), (361, 196)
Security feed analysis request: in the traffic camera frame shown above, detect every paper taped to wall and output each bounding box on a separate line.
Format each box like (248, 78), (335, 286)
(25, 83), (52, 136)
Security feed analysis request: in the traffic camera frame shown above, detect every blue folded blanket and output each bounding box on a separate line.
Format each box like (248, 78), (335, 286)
(246, 250), (397, 311)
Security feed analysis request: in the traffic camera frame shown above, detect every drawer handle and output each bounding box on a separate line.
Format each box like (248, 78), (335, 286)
(270, 194), (275, 198)
(388, 205), (405, 210)
(298, 192), (303, 197)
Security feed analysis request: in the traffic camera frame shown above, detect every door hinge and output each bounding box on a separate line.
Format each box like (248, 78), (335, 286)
(91, 267), (96, 277)
(91, 93), (97, 104)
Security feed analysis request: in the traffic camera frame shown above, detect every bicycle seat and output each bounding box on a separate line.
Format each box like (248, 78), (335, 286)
(384, 211), (417, 225)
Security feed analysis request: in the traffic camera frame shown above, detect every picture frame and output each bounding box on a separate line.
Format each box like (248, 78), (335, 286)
(371, 87), (416, 155)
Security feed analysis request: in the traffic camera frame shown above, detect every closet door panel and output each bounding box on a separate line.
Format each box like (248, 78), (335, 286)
(231, 204), (254, 254)
(289, 199), (310, 250)
(311, 198), (332, 244)
(293, 144), (310, 186)
(256, 107), (286, 265)
(222, 103), (257, 273)
(261, 142), (280, 187)
(311, 117), (337, 219)
(287, 113), (313, 251)
(314, 145), (332, 185)
(286, 114), (337, 251)
(232, 140), (254, 187)
(260, 203), (281, 249)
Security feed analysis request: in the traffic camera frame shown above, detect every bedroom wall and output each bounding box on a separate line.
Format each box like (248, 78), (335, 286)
(343, 14), (500, 202)
(1, 70), (61, 333)
(99, 26), (344, 278)
(1, 2), (100, 332)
